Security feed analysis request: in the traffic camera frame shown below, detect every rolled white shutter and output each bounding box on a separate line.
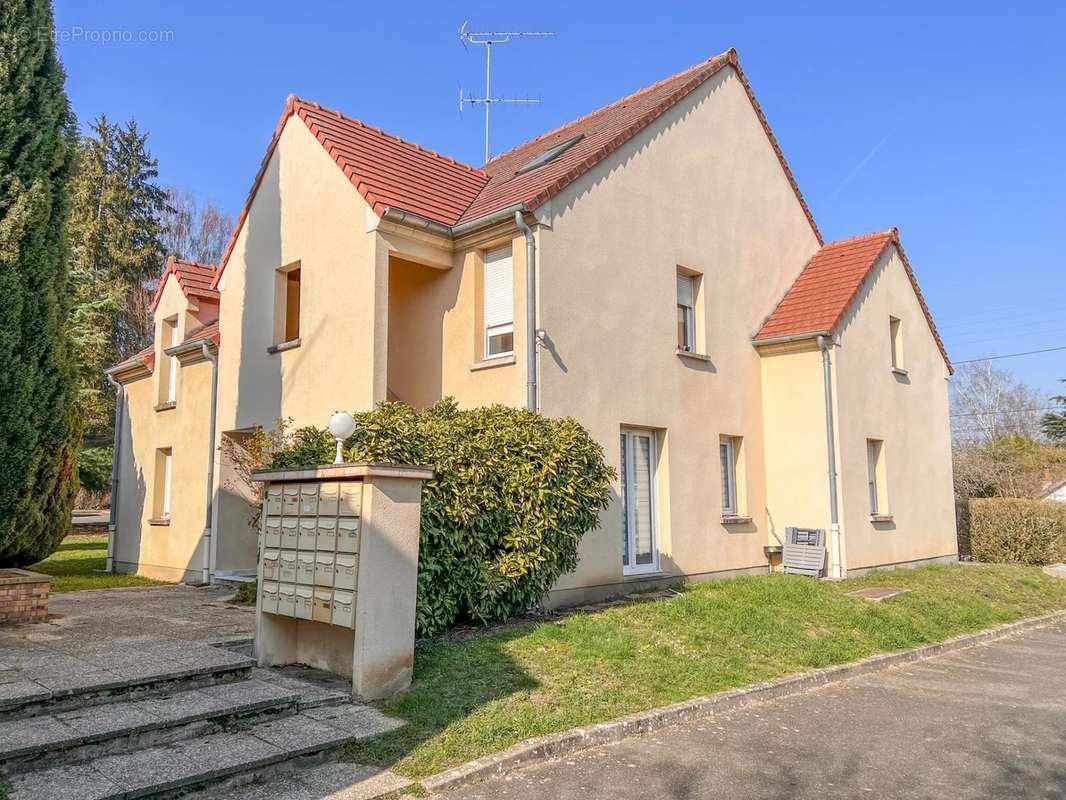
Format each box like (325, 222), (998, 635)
(484, 247), (513, 328)
(676, 274), (694, 308)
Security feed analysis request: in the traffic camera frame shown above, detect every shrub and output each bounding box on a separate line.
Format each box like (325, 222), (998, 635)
(266, 400), (614, 636)
(969, 498), (1066, 565)
(77, 447), (113, 494)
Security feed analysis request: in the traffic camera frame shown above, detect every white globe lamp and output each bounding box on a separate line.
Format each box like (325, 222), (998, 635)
(328, 411), (357, 464)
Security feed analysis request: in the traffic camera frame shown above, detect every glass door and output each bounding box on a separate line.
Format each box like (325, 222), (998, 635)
(621, 429), (659, 574)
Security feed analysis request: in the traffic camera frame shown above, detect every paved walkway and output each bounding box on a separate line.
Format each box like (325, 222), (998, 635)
(440, 621), (1066, 800)
(0, 584), (255, 652)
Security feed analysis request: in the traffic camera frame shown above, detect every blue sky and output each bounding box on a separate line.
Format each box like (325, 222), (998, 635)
(54, 1), (1065, 394)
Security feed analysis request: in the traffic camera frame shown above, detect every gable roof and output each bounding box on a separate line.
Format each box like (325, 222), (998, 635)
(458, 49), (819, 234)
(212, 48), (822, 288)
(754, 228), (952, 373)
(150, 256), (219, 312)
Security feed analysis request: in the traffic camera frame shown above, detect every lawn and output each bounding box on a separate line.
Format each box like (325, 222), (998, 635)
(29, 534), (166, 592)
(347, 563), (1066, 778)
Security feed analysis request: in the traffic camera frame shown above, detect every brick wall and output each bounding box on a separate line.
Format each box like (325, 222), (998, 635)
(0, 570), (50, 623)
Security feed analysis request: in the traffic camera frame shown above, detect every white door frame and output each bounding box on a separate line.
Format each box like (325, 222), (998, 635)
(621, 428), (660, 576)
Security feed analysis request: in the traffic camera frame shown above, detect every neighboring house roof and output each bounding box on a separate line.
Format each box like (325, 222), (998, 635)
(754, 228), (952, 373)
(182, 320), (220, 346)
(212, 48), (822, 288)
(150, 256), (219, 312)
(105, 344), (155, 378)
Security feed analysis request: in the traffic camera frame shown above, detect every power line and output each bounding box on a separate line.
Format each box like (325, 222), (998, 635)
(950, 406), (1058, 418)
(954, 345), (1066, 364)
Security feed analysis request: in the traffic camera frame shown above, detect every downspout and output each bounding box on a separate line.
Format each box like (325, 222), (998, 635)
(817, 335), (843, 579)
(200, 342), (219, 585)
(514, 211), (537, 411)
(104, 374), (124, 573)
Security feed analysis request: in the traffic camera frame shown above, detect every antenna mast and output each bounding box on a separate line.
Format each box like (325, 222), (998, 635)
(458, 21), (554, 163)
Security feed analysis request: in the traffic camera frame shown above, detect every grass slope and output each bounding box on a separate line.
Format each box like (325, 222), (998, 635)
(29, 534), (166, 592)
(348, 564), (1066, 777)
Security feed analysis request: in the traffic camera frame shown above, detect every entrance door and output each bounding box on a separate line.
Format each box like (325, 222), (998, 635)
(620, 429), (659, 574)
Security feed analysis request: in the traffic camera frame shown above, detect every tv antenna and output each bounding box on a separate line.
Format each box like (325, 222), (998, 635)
(458, 21), (554, 163)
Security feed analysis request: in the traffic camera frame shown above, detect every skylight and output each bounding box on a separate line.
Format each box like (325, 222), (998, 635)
(515, 134), (584, 175)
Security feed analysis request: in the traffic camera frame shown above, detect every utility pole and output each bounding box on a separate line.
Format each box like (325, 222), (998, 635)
(458, 21), (554, 163)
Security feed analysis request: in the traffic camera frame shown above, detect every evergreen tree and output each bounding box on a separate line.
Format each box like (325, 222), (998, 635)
(0, 0), (80, 565)
(68, 116), (168, 439)
(1043, 380), (1066, 443)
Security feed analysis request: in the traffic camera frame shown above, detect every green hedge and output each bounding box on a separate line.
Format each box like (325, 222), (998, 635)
(969, 498), (1066, 565)
(77, 446), (113, 494)
(268, 400), (614, 636)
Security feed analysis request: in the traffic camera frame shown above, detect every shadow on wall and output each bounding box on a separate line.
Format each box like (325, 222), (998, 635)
(117, 389), (148, 575)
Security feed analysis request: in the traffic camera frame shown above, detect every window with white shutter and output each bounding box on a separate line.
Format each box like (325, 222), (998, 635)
(620, 429), (659, 574)
(484, 247), (514, 358)
(677, 273), (695, 352)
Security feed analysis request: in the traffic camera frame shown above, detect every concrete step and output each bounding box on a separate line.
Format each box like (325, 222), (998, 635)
(206, 761), (412, 800)
(4, 704), (404, 800)
(0, 642), (255, 721)
(0, 679), (301, 775)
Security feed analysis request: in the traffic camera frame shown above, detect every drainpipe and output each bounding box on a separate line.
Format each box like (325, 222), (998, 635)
(817, 335), (843, 579)
(104, 374), (124, 573)
(514, 210), (538, 412)
(200, 342), (219, 585)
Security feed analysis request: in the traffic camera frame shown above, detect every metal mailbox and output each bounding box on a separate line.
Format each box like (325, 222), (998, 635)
(296, 551), (315, 584)
(261, 580), (279, 614)
(334, 554), (357, 591)
(262, 550), (280, 581)
(312, 589), (332, 623)
(264, 517), (281, 549)
(318, 482), (340, 516)
(332, 590), (355, 628)
(337, 517), (359, 554)
(280, 517), (299, 549)
(277, 583), (296, 616)
(295, 585), (314, 620)
(266, 486), (283, 516)
(282, 485), (300, 515)
(316, 517), (337, 552)
(314, 553), (335, 586)
(298, 519), (317, 550)
(278, 551), (298, 583)
(299, 483), (319, 516)
(339, 483), (362, 516)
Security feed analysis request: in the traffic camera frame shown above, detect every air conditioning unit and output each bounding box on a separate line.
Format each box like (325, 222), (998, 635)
(782, 527), (826, 577)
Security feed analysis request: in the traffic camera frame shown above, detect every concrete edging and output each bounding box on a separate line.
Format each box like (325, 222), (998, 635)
(420, 609), (1066, 793)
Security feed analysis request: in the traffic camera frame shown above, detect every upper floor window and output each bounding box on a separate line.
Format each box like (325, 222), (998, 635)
(158, 316), (179, 405)
(153, 447), (173, 521)
(889, 316), (904, 371)
(677, 273), (695, 352)
(273, 262), (301, 347)
(484, 247), (513, 358)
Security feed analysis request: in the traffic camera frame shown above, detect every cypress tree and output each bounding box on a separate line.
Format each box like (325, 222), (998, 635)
(0, 0), (80, 565)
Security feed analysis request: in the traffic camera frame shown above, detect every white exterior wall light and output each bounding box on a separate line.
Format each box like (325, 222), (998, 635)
(328, 411), (357, 464)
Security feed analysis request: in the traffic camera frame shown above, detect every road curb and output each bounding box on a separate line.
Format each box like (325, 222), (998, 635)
(419, 609), (1066, 794)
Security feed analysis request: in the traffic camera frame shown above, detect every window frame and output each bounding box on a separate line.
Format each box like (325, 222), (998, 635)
(483, 246), (514, 360)
(272, 261), (302, 348)
(720, 438), (738, 516)
(889, 316), (904, 370)
(164, 316), (179, 403)
(866, 438), (888, 516)
(620, 428), (660, 576)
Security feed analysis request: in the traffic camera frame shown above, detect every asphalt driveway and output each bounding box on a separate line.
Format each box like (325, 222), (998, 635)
(438, 620), (1066, 800)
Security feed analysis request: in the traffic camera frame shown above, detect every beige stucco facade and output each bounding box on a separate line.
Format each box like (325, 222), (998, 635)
(108, 61), (956, 596)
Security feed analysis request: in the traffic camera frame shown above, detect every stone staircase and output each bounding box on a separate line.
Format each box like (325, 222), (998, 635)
(0, 641), (405, 799)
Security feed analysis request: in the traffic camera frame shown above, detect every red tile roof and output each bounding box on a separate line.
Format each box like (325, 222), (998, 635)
(755, 229), (951, 372)
(213, 48), (822, 287)
(182, 320), (220, 346)
(107, 344), (155, 375)
(150, 257), (219, 312)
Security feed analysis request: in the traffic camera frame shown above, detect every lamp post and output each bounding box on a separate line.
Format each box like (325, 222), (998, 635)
(328, 411), (357, 465)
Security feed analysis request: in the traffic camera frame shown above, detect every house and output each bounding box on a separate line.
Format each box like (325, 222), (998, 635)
(104, 49), (958, 600)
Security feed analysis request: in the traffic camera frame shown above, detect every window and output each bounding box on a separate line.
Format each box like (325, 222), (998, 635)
(515, 134), (584, 175)
(677, 273), (695, 352)
(866, 439), (888, 515)
(889, 317), (904, 370)
(153, 448), (173, 520)
(274, 263), (301, 345)
(720, 436), (739, 516)
(483, 247), (513, 358)
(158, 316), (179, 405)
(620, 429), (659, 574)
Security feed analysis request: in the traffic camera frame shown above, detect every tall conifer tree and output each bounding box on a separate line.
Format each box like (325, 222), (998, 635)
(0, 0), (80, 565)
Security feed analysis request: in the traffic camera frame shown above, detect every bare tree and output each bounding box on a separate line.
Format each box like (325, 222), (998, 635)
(159, 186), (232, 265)
(950, 361), (1046, 444)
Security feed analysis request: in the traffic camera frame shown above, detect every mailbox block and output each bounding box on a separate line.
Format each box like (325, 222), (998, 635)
(253, 462), (432, 700)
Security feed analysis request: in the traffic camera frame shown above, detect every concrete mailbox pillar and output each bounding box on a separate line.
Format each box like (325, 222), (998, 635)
(251, 462), (432, 700)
